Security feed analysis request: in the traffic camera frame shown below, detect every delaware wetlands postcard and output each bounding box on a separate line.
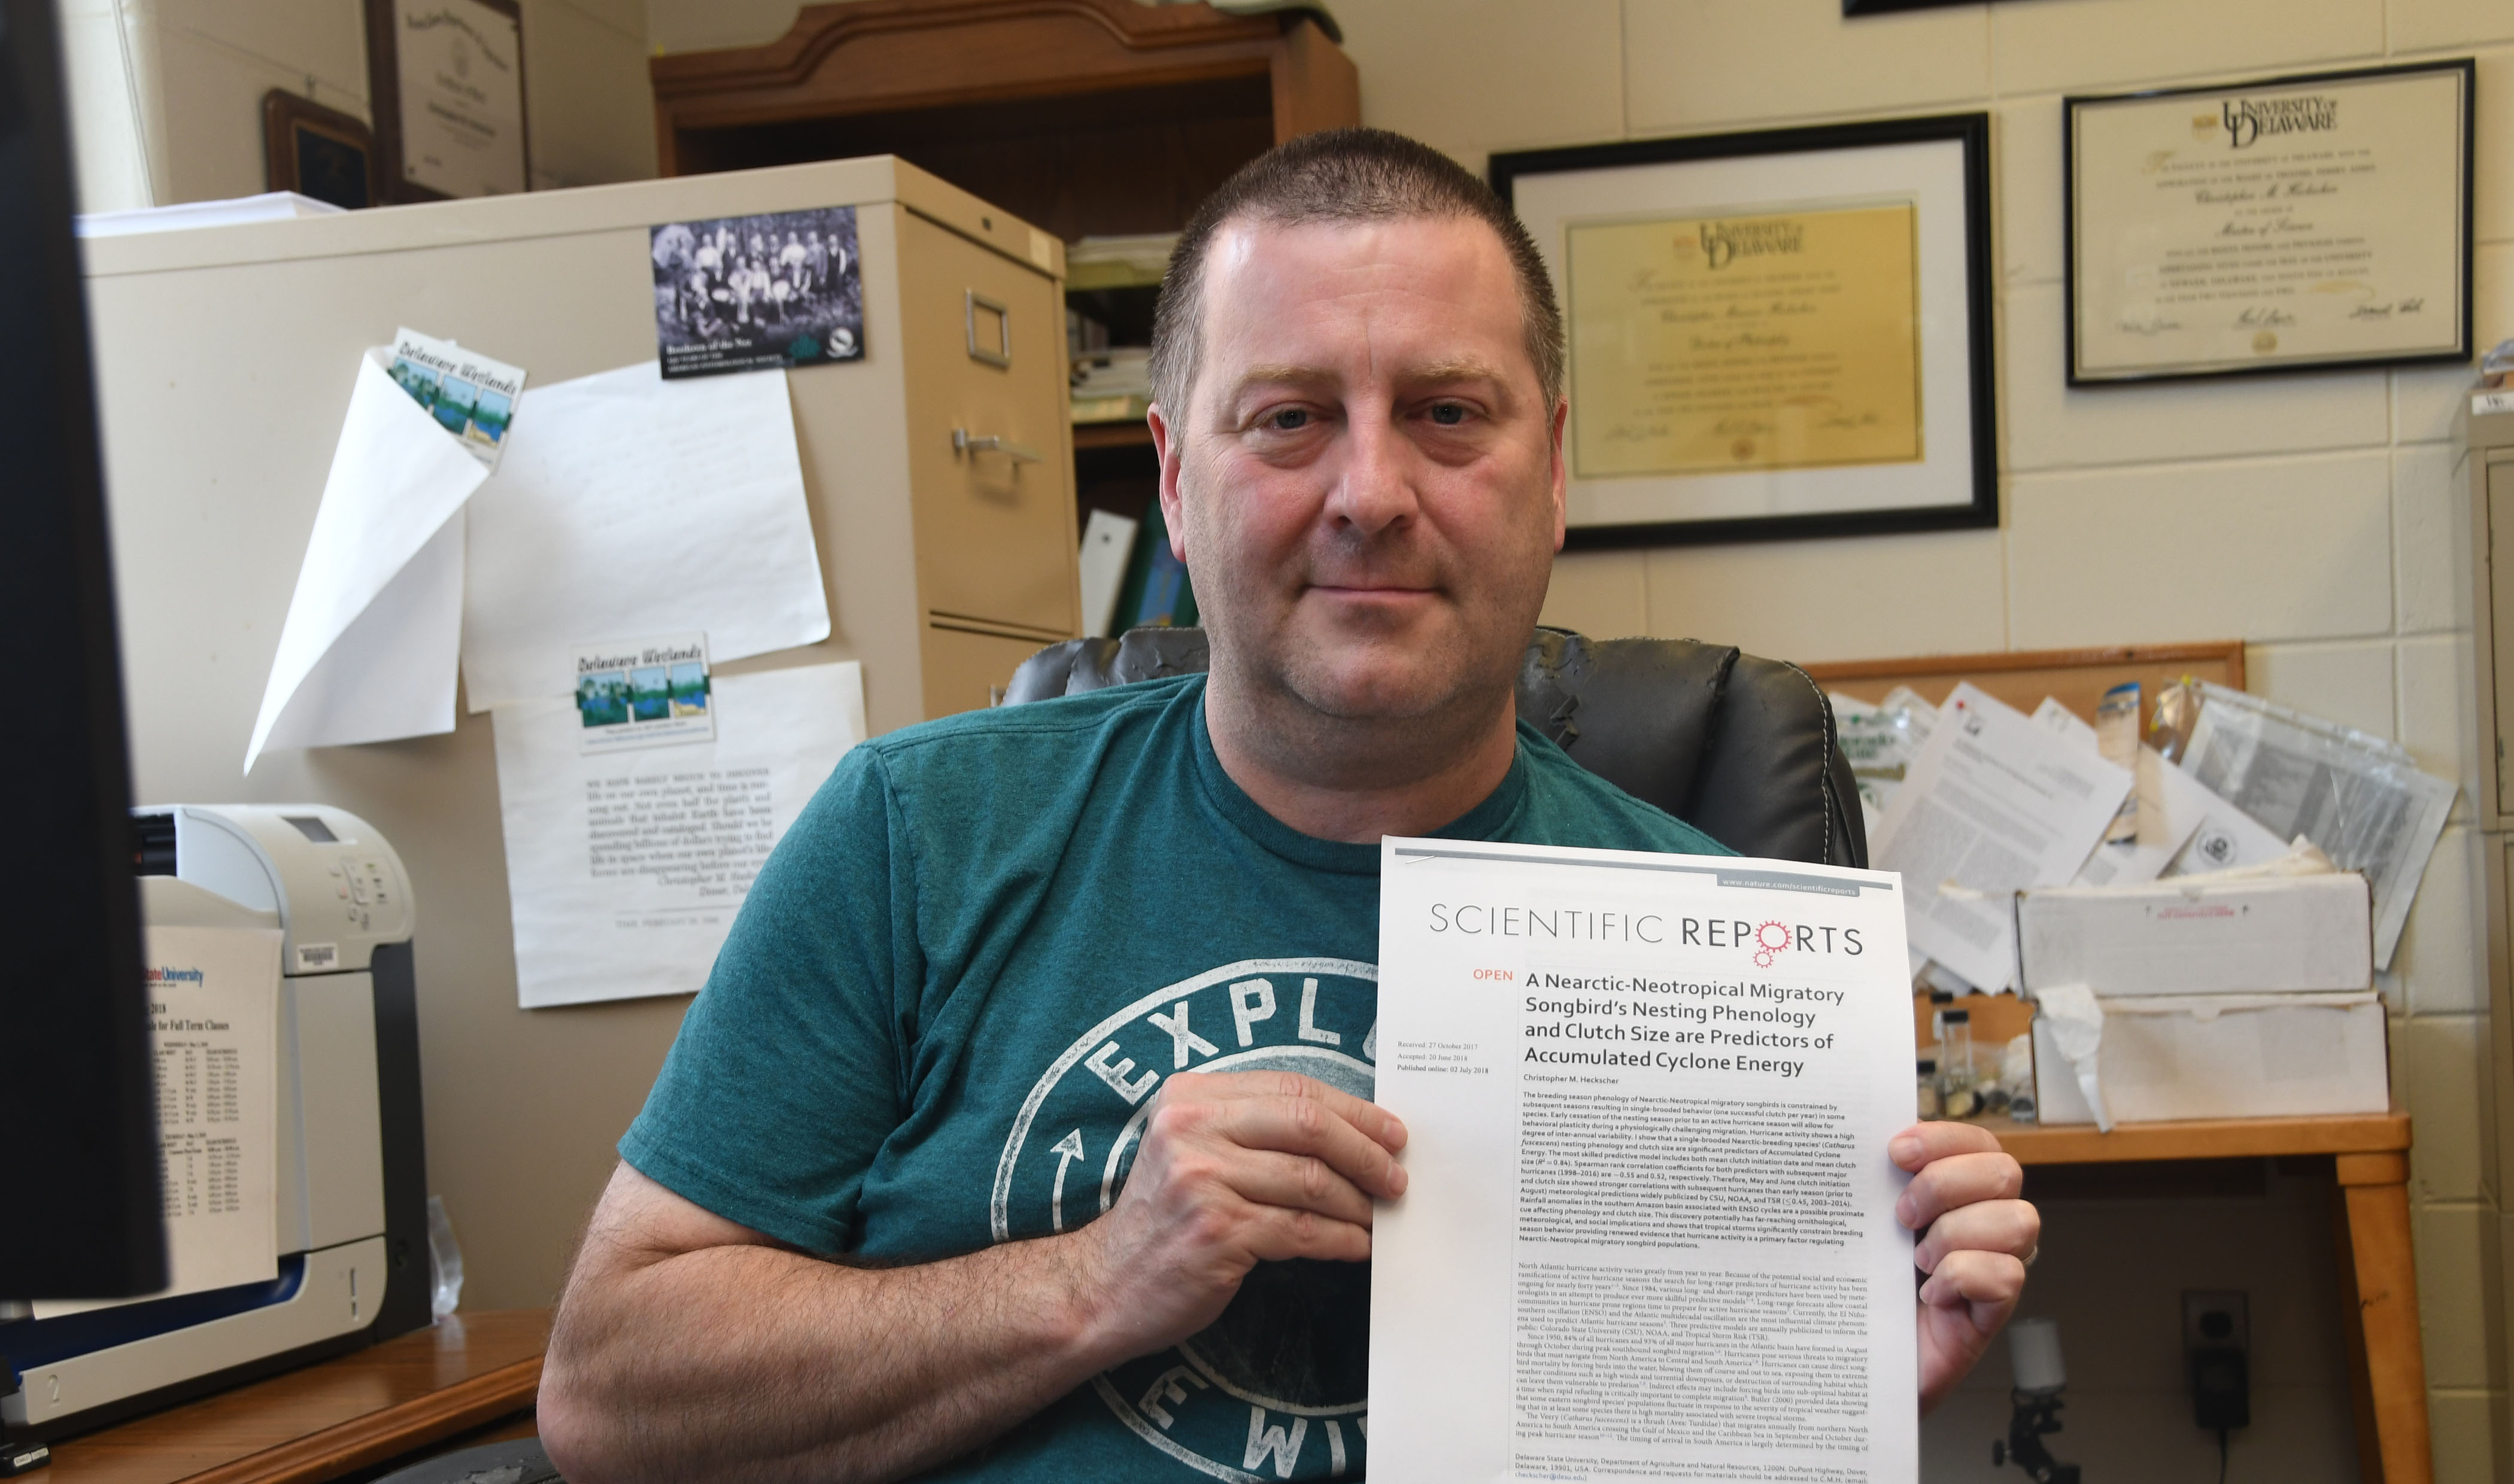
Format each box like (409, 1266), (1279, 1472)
(574, 634), (715, 754)
(387, 327), (526, 467)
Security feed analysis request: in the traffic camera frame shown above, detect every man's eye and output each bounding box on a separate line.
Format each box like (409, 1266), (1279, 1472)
(1265, 408), (1312, 431)
(1428, 403), (1468, 426)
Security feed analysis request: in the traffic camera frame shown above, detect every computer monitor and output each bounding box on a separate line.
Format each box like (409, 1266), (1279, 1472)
(0, 0), (169, 1300)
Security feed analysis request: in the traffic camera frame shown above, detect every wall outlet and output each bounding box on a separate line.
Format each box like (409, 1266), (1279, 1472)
(2184, 1290), (2251, 1431)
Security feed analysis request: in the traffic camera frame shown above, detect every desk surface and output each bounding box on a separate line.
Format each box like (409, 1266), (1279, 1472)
(38, 1309), (548, 1484)
(1981, 1105), (2411, 1164)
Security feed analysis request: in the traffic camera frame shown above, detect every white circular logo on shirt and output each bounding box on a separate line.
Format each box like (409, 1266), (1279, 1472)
(993, 958), (1379, 1480)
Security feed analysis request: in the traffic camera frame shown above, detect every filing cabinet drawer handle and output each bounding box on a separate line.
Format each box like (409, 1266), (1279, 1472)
(966, 291), (1013, 367)
(954, 428), (1043, 463)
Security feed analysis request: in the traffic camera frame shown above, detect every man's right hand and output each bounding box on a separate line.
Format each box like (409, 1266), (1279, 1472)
(1070, 1070), (1408, 1361)
(542, 1073), (1407, 1484)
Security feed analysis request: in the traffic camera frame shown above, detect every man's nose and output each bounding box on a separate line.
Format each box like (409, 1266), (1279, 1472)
(1323, 406), (1421, 534)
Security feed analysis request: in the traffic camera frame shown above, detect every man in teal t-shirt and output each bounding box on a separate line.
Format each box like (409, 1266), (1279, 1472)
(541, 130), (2039, 1484)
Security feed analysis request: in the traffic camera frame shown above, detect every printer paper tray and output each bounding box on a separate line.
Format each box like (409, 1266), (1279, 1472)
(4, 1236), (385, 1433)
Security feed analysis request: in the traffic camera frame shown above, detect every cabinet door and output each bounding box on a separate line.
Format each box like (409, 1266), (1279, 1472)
(2491, 458), (2514, 813)
(896, 211), (1079, 642)
(920, 623), (1055, 717)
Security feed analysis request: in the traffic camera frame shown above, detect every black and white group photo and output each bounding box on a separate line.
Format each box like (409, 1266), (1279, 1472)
(649, 205), (866, 379)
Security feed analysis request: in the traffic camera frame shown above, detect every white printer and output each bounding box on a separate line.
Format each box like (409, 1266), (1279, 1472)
(1, 805), (432, 1443)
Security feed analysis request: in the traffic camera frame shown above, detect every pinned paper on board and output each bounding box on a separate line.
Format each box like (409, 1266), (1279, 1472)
(460, 361), (830, 711)
(244, 342), (506, 773)
(491, 661), (866, 1008)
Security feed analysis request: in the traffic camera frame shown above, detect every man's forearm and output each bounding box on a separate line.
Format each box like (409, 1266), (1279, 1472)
(541, 1233), (1112, 1484)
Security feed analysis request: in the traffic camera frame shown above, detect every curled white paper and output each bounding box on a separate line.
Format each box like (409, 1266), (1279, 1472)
(244, 348), (487, 773)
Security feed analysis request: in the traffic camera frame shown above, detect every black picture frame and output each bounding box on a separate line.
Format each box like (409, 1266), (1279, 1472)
(2063, 59), (2475, 387)
(1491, 113), (1998, 551)
(261, 90), (379, 210)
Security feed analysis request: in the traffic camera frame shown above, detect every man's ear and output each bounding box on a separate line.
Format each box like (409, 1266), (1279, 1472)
(1547, 396), (1569, 552)
(1148, 402), (1189, 562)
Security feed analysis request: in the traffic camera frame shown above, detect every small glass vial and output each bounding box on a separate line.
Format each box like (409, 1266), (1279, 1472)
(1938, 1010), (1979, 1118)
(1917, 1058), (1942, 1119)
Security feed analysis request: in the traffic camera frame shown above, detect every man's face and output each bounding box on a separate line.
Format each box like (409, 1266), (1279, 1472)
(1153, 215), (1566, 726)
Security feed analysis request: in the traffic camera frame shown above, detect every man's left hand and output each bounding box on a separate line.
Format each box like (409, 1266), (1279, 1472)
(1891, 1121), (2039, 1413)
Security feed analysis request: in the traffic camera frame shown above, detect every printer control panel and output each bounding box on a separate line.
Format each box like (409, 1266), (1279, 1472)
(321, 852), (400, 936)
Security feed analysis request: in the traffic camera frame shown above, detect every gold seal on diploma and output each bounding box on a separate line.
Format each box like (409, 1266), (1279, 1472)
(1565, 202), (1923, 479)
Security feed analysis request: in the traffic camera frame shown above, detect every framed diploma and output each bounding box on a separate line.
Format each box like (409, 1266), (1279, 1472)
(2066, 60), (2474, 385)
(1494, 115), (1995, 548)
(364, 0), (530, 202)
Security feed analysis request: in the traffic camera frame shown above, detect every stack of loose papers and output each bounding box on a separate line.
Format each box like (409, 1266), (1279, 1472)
(1869, 684), (2132, 992)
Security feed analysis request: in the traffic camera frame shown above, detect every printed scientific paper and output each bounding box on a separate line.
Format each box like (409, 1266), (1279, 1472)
(1370, 838), (1917, 1484)
(1871, 684), (2131, 991)
(491, 662), (865, 1008)
(460, 361), (830, 712)
(244, 346), (491, 771)
(36, 926), (281, 1317)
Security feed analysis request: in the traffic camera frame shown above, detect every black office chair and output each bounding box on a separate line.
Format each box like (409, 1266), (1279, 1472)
(1002, 625), (1866, 868)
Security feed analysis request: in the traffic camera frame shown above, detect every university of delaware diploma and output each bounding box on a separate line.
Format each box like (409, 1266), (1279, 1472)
(1565, 204), (1922, 479)
(1368, 839), (1917, 1483)
(2070, 64), (2470, 380)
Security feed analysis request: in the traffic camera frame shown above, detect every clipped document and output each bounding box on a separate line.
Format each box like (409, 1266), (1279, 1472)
(35, 925), (281, 1317)
(461, 362), (830, 712)
(491, 661), (865, 1008)
(1369, 838), (1917, 1483)
(244, 346), (495, 771)
(1871, 684), (2130, 992)
(2181, 682), (2455, 969)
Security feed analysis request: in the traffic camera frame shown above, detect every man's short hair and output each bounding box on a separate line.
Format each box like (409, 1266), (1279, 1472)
(1147, 127), (1565, 424)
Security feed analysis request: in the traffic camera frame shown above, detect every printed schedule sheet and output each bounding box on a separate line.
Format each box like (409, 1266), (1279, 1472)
(1369, 838), (1917, 1483)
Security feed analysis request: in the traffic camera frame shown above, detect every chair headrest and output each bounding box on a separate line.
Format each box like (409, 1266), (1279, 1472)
(1002, 627), (1865, 868)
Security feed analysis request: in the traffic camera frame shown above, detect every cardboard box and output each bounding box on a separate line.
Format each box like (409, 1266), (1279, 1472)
(2032, 992), (2389, 1124)
(2018, 873), (2371, 996)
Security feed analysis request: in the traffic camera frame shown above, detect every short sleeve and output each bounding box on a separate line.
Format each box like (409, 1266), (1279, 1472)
(618, 743), (921, 1254)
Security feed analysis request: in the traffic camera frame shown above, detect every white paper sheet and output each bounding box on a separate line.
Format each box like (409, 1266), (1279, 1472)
(461, 362), (830, 711)
(244, 349), (487, 773)
(1079, 508), (1139, 639)
(491, 662), (866, 1008)
(36, 925), (282, 1316)
(1370, 838), (1917, 1484)
(1871, 684), (2131, 992)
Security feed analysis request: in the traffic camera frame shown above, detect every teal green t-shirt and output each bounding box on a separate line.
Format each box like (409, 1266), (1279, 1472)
(620, 673), (1732, 1481)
